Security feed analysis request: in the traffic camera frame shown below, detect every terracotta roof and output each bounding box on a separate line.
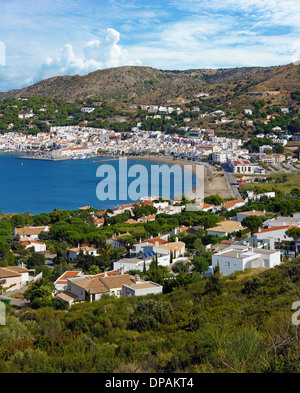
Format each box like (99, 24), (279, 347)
(158, 241), (186, 251)
(55, 291), (78, 302)
(200, 203), (214, 209)
(147, 237), (168, 245)
(15, 226), (48, 235)
(238, 210), (265, 216)
(94, 218), (104, 224)
(0, 267), (28, 279)
(255, 225), (297, 234)
(207, 220), (244, 233)
(225, 199), (245, 204)
(86, 270), (118, 278)
(55, 271), (82, 285)
(4, 266), (28, 274)
(21, 240), (45, 246)
(96, 211), (106, 216)
(71, 277), (109, 294)
(124, 219), (140, 224)
(68, 246), (97, 253)
(100, 274), (136, 289)
(71, 274), (137, 293)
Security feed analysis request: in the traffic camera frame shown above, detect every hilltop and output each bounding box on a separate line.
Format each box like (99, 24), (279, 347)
(1, 63), (300, 106)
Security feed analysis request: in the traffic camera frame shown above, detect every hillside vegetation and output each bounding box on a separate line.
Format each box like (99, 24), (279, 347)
(1, 63), (300, 106)
(1, 259), (300, 373)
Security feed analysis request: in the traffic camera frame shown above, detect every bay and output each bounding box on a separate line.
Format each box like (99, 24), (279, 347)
(0, 152), (198, 214)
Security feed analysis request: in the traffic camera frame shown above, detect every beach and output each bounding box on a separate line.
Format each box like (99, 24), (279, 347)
(126, 156), (233, 199)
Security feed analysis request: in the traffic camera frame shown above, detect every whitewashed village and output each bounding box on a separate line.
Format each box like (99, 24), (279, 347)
(1, 188), (300, 308)
(0, 96), (300, 309)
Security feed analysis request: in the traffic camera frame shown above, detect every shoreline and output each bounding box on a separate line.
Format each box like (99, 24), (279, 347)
(0, 152), (231, 214)
(125, 156), (208, 200)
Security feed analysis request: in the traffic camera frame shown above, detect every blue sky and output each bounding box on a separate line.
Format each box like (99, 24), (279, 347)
(1, 0), (300, 91)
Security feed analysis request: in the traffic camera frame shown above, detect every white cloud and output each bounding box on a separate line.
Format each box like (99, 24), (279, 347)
(38, 28), (141, 81)
(171, 0), (300, 29)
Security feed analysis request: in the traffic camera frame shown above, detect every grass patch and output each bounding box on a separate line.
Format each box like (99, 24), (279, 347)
(240, 171), (300, 194)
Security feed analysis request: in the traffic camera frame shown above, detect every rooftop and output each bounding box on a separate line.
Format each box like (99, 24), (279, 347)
(15, 226), (49, 235)
(0, 266), (28, 279)
(207, 220), (244, 233)
(255, 225), (297, 234)
(216, 246), (278, 259)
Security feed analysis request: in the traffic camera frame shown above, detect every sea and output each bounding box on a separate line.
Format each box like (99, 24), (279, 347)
(0, 152), (198, 215)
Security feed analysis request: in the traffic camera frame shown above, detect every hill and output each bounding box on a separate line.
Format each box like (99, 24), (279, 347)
(1, 258), (300, 373)
(1, 63), (300, 105)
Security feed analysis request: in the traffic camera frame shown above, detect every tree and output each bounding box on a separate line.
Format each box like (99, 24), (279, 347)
(172, 260), (188, 273)
(241, 216), (264, 236)
(10, 214), (25, 228)
(193, 238), (203, 250)
(24, 278), (54, 308)
(204, 194), (224, 206)
(205, 263), (223, 295)
(26, 252), (46, 269)
(193, 256), (209, 274)
(286, 228), (300, 257)
(88, 265), (101, 275)
(291, 188), (300, 198)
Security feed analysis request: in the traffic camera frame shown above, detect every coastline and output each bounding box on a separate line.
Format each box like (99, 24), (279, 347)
(0, 152), (232, 214)
(125, 156), (208, 201)
(124, 156), (232, 199)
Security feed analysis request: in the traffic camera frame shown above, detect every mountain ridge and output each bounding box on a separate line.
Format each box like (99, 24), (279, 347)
(1, 63), (300, 104)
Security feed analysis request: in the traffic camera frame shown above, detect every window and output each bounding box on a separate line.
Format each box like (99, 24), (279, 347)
(225, 262), (230, 267)
(117, 290), (122, 295)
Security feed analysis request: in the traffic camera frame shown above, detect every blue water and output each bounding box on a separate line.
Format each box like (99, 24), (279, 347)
(0, 152), (198, 214)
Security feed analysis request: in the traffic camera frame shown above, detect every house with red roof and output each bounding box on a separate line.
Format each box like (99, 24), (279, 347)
(21, 240), (47, 253)
(54, 271), (83, 291)
(254, 226), (297, 242)
(137, 214), (157, 223)
(228, 158), (258, 174)
(221, 199), (246, 211)
(130, 235), (169, 255)
(54, 270), (118, 291)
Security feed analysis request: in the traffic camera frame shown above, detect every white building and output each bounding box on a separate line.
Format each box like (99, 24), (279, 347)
(54, 271), (83, 291)
(212, 246), (281, 276)
(81, 107), (95, 113)
(236, 210), (266, 223)
(254, 226), (296, 242)
(68, 246), (99, 262)
(267, 217), (300, 228)
(21, 240), (47, 253)
(212, 152), (232, 163)
(14, 226), (50, 241)
(123, 280), (163, 297)
(0, 266), (30, 292)
(228, 158), (257, 174)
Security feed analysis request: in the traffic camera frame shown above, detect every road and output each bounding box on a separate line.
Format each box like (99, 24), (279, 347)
(221, 163), (243, 200)
(0, 294), (30, 308)
(0, 285), (31, 308)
